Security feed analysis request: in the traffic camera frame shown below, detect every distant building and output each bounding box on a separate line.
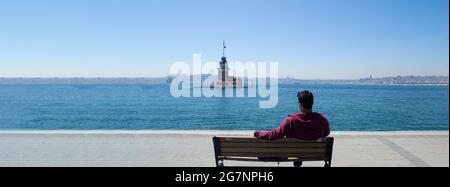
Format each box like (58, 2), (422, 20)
(216, 41), (242, 88)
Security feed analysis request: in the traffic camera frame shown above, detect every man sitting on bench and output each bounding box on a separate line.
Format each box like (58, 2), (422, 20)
(254, 90), (330, 140)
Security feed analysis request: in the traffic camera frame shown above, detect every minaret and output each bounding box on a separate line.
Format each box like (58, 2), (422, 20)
(218, 41), (230, 85)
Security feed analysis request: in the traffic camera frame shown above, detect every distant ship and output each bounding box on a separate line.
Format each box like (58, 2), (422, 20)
(215, 41), (243, 88)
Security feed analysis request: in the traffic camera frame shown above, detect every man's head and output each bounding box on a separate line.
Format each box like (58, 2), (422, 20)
(297, 90), (314, 113)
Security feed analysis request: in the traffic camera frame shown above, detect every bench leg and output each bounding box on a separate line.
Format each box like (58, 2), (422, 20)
(293, 161), (303, 167)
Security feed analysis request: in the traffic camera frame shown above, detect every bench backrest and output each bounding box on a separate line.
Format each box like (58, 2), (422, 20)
(213, 137), (334, 165)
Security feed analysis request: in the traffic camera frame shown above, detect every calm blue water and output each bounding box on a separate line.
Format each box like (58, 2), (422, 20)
(0, 83), (448, 131)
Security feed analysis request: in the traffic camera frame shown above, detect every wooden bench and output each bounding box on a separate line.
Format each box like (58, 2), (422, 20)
(212, 137), (334, 167)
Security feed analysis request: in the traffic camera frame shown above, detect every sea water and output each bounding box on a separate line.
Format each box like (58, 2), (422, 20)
(0, 83), (448, 131)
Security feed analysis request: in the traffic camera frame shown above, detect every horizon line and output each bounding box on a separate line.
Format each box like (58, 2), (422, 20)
(0, 74), (449, 81)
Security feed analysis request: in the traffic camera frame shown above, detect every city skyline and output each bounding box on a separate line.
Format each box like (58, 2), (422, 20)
(0, 0), (448, 79)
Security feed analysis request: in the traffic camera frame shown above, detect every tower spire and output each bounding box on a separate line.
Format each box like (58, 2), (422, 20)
(222, 41), (226, 57)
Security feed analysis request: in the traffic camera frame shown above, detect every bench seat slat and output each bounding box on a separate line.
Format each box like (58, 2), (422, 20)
(220, 152), (326, 159)
(218, 138), (325, 143)
(221, 147), (326, 154)
(219, 156), (324, 162)
(220, 142), (327, 148)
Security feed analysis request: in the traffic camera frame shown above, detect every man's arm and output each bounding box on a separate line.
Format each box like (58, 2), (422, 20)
(323, 117), (330, 137)
(254, 118), (291, 140)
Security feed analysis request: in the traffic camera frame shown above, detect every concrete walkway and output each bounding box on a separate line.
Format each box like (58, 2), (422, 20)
(0, 131), (448, 167)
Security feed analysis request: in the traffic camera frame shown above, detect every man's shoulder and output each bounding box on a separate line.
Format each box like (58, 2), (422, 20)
(286, 113), (302, 119)
(313, 112), (328, 121)
(315, 112), (327, 118)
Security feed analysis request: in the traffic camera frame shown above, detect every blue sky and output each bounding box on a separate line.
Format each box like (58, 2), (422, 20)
(0, 0), (448, 79)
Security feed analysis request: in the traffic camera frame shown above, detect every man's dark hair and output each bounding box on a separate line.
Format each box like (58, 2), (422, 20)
(297, 90), (314, 110)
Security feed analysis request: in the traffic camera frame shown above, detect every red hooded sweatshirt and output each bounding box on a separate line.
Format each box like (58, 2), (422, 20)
(254, 112), (330, 140)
